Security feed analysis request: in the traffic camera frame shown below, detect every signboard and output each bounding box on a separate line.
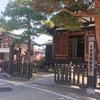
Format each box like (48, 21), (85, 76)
(88, 37), (95, 76)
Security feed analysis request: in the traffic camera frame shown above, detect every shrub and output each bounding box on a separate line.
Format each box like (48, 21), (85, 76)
(36, 57), (44, 69)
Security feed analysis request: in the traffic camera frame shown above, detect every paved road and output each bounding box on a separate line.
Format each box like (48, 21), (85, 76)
(0, 78), (78, 100)
(0, 72), (100, 100)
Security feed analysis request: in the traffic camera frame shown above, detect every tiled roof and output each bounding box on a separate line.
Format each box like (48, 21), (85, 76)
(7, 32), (20, 39)
(41, 40), (52, 45)
(24, 40), (40, 45)
(2, 32), (40, 45)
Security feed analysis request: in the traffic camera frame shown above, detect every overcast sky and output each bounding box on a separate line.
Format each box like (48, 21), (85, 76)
(0, 0), (52, 44)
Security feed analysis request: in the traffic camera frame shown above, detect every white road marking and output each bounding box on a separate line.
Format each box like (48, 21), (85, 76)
(0, 79), (78, 100)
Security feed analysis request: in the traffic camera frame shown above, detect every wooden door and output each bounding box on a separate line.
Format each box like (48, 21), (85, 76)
(53, 33), (68, 60)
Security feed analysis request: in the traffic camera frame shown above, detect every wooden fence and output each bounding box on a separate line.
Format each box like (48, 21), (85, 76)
(2, 61), (34, 79)
(54, 63), (100, 89)
(54, 63), (88, 88)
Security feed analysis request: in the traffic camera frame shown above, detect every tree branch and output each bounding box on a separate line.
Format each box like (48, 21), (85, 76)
(59, 8), (99, 17)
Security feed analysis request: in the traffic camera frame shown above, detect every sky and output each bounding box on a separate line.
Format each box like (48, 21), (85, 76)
(0, 0), (10, 15)
(0, 0), (52, 44)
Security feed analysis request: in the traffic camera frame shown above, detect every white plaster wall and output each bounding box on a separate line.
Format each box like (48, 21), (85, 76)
(20, 43), (34, 49)
(20, 43), (28, 49)
(21, 48), (26, 54)
(0, 48), (9, 53)
(31, 45), (34, 50)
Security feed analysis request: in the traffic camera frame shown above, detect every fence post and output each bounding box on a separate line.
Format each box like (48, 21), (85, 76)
(87, 37), (95, 94)
(8, 43), (14, 75)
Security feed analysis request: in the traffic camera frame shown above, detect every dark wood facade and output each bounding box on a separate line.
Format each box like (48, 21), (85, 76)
(45, 45), (52, 61)
(53, 30), (100, 62)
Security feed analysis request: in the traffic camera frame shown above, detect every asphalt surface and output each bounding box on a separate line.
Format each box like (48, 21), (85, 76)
(0, 71), (100, 100)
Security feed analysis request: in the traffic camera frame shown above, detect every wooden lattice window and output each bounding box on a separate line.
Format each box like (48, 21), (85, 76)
(69, 38), (77, 57)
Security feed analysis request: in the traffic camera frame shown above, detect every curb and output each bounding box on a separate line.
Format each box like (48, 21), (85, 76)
(0, 73), (29, 81)
(0, 73), (11, 78)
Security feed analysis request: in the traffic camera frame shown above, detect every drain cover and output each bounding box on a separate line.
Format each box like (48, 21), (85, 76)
(0, 87), (12, 92)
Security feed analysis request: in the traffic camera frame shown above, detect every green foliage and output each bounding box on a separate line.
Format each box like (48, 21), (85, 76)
(0, 0), (47, 62)
(51, 12), (83, 31)
(16, 0), (33, 5)
(96, 8), (100, 15)
(32, 0), (94, 31)
(44, 20), (55, 28)
(0, 27), (4, 32)
(0, 16), (6, 31)
(0, 0), (46, 36)
(13, 32), (27, 44)
(32, 0), (93, 14)
(0, 16), (13, 33)
(37, 57), (44, 69)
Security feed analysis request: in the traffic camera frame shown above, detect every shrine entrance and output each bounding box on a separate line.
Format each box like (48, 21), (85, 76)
(55, 36), (100, 94)
(69, 35), (84, 61)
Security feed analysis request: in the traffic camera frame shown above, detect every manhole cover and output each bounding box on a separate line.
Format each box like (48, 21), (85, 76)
(0, 87), (12, 92)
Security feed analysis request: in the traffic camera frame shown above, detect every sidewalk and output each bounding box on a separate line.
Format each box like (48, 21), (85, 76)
(30, 71), (54, 86)
(30, 71), (100, 100)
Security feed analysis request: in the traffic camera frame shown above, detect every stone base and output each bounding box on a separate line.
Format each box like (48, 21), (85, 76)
(86, 88), (95, 94)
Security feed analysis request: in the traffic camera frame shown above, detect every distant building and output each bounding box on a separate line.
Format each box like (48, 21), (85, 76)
(32, 49), (45, 61)
(0, 32), (39, 61)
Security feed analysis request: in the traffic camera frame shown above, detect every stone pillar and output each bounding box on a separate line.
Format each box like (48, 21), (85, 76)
(87, 37), (95, 94)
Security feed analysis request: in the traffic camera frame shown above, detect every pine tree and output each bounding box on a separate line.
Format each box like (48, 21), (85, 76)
(0, 0), (46, 63)
(32, 0), (100, 55)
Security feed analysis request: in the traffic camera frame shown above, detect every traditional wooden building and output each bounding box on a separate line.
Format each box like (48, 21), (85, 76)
(53, 28), (98, 63)
(0, 32), (39, 61)
(45, 24), (100, 64)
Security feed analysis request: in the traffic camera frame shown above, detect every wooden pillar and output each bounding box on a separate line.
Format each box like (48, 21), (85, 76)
(94, 0), (100, 56)
(8, 43), (14, 75)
